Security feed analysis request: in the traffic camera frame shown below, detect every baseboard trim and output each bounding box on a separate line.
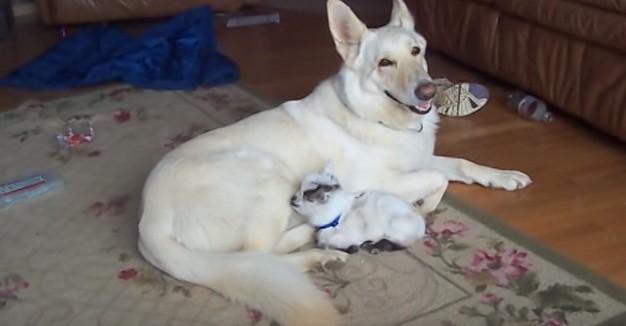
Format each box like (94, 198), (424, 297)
(12, 3), (37, 17)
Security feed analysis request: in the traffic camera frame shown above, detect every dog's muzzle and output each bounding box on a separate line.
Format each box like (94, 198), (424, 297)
(415, 82), (437, 101)
(384, 88), (434, 115)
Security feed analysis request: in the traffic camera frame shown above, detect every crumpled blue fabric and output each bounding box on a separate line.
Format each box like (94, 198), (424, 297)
(0, 6), (239, 90)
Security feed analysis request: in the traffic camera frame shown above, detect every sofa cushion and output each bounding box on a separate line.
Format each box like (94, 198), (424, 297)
(497, 16), (583, 121)
(408, 0), (626, 141)
(579, 46), (626, 136)
(568, 0), (626, 15)
(496, 0), (626, 53)
(412, 0), (501, 75)
(468, 0), (495, 5)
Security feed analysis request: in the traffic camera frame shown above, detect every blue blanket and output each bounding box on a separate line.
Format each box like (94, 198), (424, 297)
(0, 6), (239, 90)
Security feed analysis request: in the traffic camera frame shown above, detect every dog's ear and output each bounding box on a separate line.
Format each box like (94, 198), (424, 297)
(388, 0), (414, 31)
(327, 0), (367, 65)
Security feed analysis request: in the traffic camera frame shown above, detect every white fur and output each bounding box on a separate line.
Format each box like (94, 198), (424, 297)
(138, 1), (532, 325)
(291, 163), (426, 250)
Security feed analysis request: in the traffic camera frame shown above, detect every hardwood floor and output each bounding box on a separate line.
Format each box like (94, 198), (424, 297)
(1, 7), (625, 289)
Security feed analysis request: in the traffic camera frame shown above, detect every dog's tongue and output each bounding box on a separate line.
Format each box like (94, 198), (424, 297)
(412, 101), (432, 113)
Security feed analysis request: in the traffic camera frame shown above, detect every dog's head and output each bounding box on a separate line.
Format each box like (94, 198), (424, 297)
(328, 0), (436, 130)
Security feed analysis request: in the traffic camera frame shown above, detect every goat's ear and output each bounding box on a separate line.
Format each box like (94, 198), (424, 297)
(327, 0), (367, 65)
(388, 0), (415, 30)
(323, 161), (335, 174)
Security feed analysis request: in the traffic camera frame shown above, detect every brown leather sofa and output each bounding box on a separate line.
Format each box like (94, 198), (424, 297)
(407, 0), (626, 142)
(35, 0), (261, 25)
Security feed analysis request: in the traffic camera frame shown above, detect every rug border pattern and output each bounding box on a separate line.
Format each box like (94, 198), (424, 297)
(442, 193), (626, 325)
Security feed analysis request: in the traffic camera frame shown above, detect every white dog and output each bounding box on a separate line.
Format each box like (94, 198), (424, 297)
(138, 1), (532, 325)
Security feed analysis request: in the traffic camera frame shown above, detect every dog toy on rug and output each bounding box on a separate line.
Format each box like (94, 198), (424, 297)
(433, 78), (490, 117)
(0, 174), (64, 209)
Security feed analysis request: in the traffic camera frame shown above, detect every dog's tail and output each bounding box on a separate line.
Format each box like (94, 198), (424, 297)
(138, 230), (340, 326)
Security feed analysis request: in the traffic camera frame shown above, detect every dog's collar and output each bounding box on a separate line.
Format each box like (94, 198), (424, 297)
(378, 120), (423, 133)
(316, 213), (342, 230)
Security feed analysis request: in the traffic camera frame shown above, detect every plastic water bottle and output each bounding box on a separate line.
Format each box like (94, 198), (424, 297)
(506, 90), (554, 122)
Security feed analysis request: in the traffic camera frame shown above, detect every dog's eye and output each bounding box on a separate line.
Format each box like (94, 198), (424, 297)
(378, 58), (394, 67)
(411, 47), (421, 56)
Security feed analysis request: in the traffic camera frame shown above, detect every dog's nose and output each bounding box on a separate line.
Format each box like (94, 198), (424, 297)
(415, 82), (436, 101)
(290, 195), (298, 206)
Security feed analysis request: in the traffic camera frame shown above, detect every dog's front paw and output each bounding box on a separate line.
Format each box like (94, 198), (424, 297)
(491, 170), (532, 190)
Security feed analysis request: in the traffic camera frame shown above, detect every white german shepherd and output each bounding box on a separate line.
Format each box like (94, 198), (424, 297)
(138, 0), (532, 325)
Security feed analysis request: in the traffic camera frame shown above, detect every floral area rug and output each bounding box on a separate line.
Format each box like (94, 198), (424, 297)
(0, 85), (624, 326)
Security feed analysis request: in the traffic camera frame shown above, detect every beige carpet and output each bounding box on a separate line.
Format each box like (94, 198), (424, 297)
(0, 85), (624, 326)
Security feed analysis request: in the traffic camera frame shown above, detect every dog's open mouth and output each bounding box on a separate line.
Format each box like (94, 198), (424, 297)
(384, 90), (432, 115)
